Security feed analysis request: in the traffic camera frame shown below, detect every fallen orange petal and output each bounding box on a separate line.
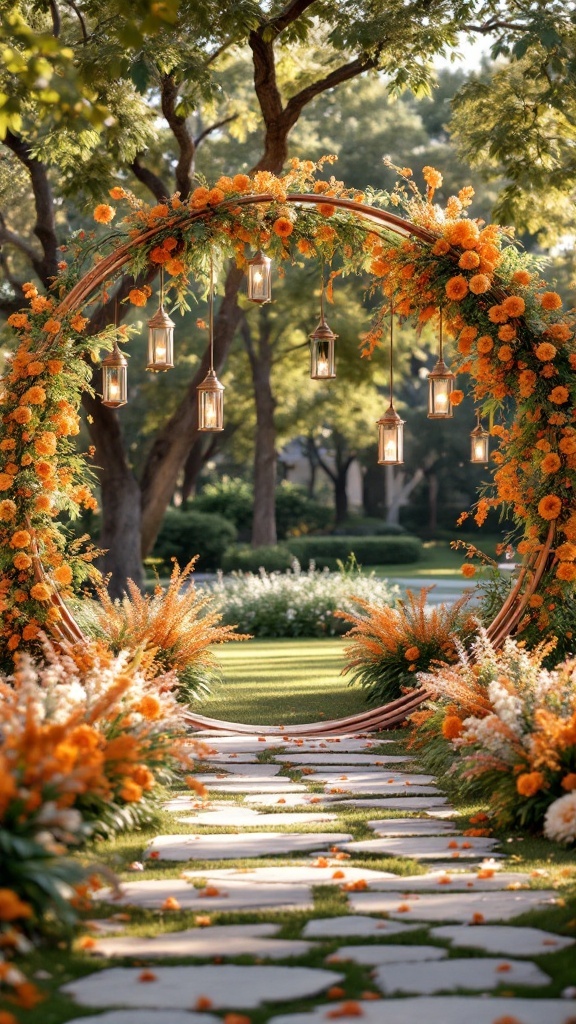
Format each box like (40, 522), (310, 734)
(194, 996), (213, 1010)
(138, 970), (157, 982)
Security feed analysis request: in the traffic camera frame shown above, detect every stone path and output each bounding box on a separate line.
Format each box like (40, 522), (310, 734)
(68, 728), (576, 1024)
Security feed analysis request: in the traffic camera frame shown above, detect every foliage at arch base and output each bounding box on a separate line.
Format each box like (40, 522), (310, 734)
(2, 157), (576, 989)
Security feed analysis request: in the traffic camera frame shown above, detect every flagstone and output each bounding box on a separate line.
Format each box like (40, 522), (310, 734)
(302, 916), (420, 938)
(367, 819), (457, 836)
(199, 775), (307, 793)
(348, 889), (560, 921)
(339, 836), (499, 860)
(244, 793), (340, 807)
(176, 809), (340, 827)
(199, 753), (261, 763)
(431, 924), (576, 956)
(86, 923), (313, 960)
(66, 1013), (218, 1024)
(373, 956), (550, 994)
(310, 771), (436, 785)
(426, 808), (460, 819)
(277, 753), (410, 765)
(366, 870), (532, 891)
(145, 832), (353, 861)
(97, 878), (314, 911)
(269, 996), (576, 1024)
(182, 865), (397, 885)
(327, 944), (448, 965)
(335, 796), (451, 809)
(202, 762), (282, 776)
(62, 965), (344, 1010)
(325, 783), (442, 796)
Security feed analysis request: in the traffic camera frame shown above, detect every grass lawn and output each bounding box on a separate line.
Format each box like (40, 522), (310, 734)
(200, 637), (366, 725)
(366, 534), (505, 580)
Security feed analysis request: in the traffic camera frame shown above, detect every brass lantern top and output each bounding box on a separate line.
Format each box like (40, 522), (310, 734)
(198, 368), (225, 394)
(102, 340), (127, 370)
(147, 305), (175, 332)
(428, 356), (455, 383)
(377, 401), (405, 429)
(309, 314), (338, 343)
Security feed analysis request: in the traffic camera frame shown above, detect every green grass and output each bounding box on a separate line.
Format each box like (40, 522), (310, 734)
(366, 535), (505, 580)
(201, 638), (367, 725)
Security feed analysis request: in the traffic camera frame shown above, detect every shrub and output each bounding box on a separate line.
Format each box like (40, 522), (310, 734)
(275, 482), (328, 538)
(286, 534), (423, 569)
(210, 561), (400, 638)
(221, 543), (294, 573)
(332, 516), (406, 536)
(192, 478), (328, 540)
(152, 508), (237, 571)
(192, 478), (253, 535)
(338, 588), (477, 705)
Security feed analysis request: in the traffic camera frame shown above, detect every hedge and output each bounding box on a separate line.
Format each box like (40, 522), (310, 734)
(285, 534), (422, 569)
(221, 544), (294, 573)
(152, 508), (237, 572)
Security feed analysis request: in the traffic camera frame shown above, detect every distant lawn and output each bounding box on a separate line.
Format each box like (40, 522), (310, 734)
(366, 534), (506, 579)
(200, 637), (367, 725)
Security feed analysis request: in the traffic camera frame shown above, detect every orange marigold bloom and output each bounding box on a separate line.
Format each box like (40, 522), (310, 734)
(404, 646), (420, 661)
(497, 345), (513, 362)
(30, 582), (51, 601)
(21, 386), (46, 406)
(512, 269), (531, 286)
(71, 313), (89, 332)
(120, 780), (143, 802)
(516, 771), (545, 797)
(7, 312), (30, 329)
(318, 202), (336, 217)
(559, 435), (576, 455)
(0, 499), (17, 520)
(190, 186), (210, 208)
(207, 188), (225, 206)
(488, 304), (508, 324)
(450, 390), (464, 406)
(538, 494), (562, 520)
(541, 453), (561, 474)
(47, 359), (63, 374)
(137, 694), (162, 720)
(109, 186), (127, 200)
(535, 342), (557, 361)
(35, 494), (52, 512)
(498, 324), (516, 342)
(233, 173), (251, 192)
(477, 335), (494, 354)
(547, 322), (572, 343)
(53, 564), (73, 585)
(34, 431), (57, 456)
(458, 250), (480, 270)
(556, 541), (576, 561)
(561, 773), (576, 791)
(469, 273), (491, 295)
(149, 245), (170, 264)
(273, 217), (294, 238)
(297, 238), (314, 256)
(461, 563), (476, 578)
(26, 361), (44, 377)
(549, 385), (569, 405)
(162, 896), (181, 912)
(11, 530), (31, 549)
(13, 553), (32, 570)
(423, 166), (443, 189)
(502, 295), (525, 318)
(556, 562), (576, 582)
(445, 275), (468, 300)
(540, 291), (562, 310)
(94, 204), (115, 224)
(432, 239), (450, 256)
(165, 258), (185, 276)
(129, 288), (148, 307)
(35, 460), (55, 480)
(0, 473), (13, 491)
(0, 889), (33, 921)
(442, 714), (463, 739)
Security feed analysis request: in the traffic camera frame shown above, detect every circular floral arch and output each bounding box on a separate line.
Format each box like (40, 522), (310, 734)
(1, 160), (575, 670)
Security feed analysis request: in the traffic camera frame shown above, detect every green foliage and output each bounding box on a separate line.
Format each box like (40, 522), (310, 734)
(333, 516), (406, 536)
(152, 507), (237, 571)
(192, 478), (253, 535)
(285, 534), (423, 570)
(192, 479), (328, 540)
(221, 543), (294, 574)
(0, 829), (86, 930)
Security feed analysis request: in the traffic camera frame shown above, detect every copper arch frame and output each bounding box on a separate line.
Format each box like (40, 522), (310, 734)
(36, 193), (555, 734)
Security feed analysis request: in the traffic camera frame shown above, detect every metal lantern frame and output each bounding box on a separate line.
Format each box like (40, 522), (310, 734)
(310, 266), (337, 380)
(147, 266), (175, 372)
(377, 303), (404, 465)
(427, 309), (455, 418)
(101, 339), (128, 408)
(197, 255), (225, 432)
(247, 249), (272, 304)
(470, 410), (490, 463)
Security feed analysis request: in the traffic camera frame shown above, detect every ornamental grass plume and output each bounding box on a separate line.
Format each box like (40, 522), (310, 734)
(337, 588), (477, 706)
(89, 558), (249, 701)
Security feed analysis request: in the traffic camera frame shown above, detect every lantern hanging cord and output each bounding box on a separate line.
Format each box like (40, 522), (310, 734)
(439, 307), (443, 363)
(389, 299), (394, 407)
(160, 266), (164, 308)
(209, 254), (214, 373)
(320, 263), (325, 322)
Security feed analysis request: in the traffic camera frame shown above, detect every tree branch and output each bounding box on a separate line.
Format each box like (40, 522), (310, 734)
(194, 113), (238, 149)
(48, 0), (61, 37)
(2, 132), (59, 286)
(284, 55), (378, 128)
(266, 0), (317, 36)
(64, 0), (89, 43)
(160, 73), (195, 200)
(0, 211), (44, 272)
(130, 155), (170, 202)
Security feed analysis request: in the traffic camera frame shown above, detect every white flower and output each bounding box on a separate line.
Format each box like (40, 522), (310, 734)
(544, 793), (576, 845)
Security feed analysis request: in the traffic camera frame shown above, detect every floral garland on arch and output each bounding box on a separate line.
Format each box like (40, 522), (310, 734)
(1, 156), (576, 663)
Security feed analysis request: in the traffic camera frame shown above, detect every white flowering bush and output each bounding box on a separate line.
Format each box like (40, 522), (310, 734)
(544, 792), (576, 845)
(209, 560), (400, 638)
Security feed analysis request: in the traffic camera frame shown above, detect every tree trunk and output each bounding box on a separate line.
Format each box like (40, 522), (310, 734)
(428, 471), (438, 534)
(241, 309), (277, 548)
(334, 471), (349, 524)
(83, 390), (144, 597)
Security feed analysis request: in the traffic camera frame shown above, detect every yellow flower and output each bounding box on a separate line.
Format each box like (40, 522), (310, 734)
(94, 204), (115, 224)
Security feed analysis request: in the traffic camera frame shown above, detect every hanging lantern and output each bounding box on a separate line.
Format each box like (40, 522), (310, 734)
(101, 341), (128, 408)
(470, 411), (489, 463)
(197, 255), (225, 432)
(427, 310), (455, 418)
(310, 267), (337, 379)
(247, 250), (272, 304)
(377, 303), (404, 465)
(147, 268), (174, 372)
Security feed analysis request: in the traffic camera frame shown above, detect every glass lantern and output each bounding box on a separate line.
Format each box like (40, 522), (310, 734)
(247, 250), (272, 304)
(470, 412), (489, 463)
(310, 316), (337, 379)
(101, 342), (128, 408)
(427, 357), (455, 418)
(147, 305), (175, 372)
(197, 369), (225, 432)
(377, 403), (405, 465)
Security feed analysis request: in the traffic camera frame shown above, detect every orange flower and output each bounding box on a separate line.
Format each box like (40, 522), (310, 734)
(34, 431), (57, 456)
(423, 166), (443, 189)
(273, 217), (293, 237)
(11, 530), (31, 549)
(502, 295), (525, 317)
(442, 714), (463, 739)
(233, 173), (251, 192)
(516, 771), (545, 797)
(94, 204), (115, 224)
(42, 317), (61, 335)
(498, 324), (516, 342)
(120, 780), (143, 802)
(469, 273), (491, 294)
(538, 495), (562, 520)
(404, 646), (420, 661)
(149, 245), (170, 264)
(512, 269), (531, 286)
(128, 288), (148, 307)
(30, 582), (52, 601)
(549, 386), (569, 405)
(35, 494), (52, 512)
(540, 453), (561, 474)
(207, 188), (225, 205)
(190, 186), (210, 208)
(445, 275), (468, 300)
(137, 694), (162, 720)
(458, 250), (480, 270)
(7, 312), (30, 329)
(448, 390), (464, 407)
(53, 564), (73, 585)
(556, 562), (576, 582)
(109, 186), (127, 200)
(318, 202), (336, 217)
(432, 239), (450, 256)
(162, 896), (181, 911)
(165, 258), (185, 276)
(0, 474), (13, 491)
(47, 359), (63, 374)
(497, 345), (513, 362)
(477, 335), (494, 354)
(559, 435), (576, 455)
(21, 386), (46, 406)
(547, 322), (572, 343)
(540, 291), (562, 310)
(0, 499), (17, 520)
(487, 304), (508, 324)
(27, 359), (45, 375)
(461, 563), (476, 578)
(561, 773), (576, 791)
(556, 542), (576, 561)
(0, 889), (33, 920)
(35, 460), (55, 480)
(13, 553), (32, 570)
(71, 313), (89, 332)
(12, 407), (32, 424)
(535, 342), (557, 361)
